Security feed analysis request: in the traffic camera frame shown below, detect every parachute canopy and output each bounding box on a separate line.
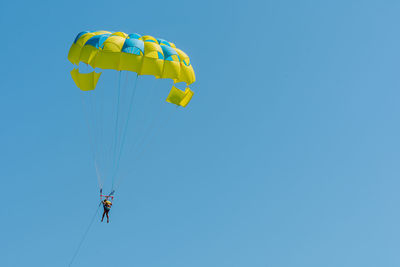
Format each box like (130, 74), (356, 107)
(68, 31), (195, 105)
(68, 30), (196, 196)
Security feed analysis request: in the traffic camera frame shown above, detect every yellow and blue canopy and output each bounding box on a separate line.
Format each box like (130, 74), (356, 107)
(68, 30), (195, 106)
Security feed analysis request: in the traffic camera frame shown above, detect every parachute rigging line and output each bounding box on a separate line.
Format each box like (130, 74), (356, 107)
(68, 203), (101, 267)
(111, 74), (139, 191)
(111, 71), (123, 187)
(114, 105), (178, 191)
(112, 77), (160, 190)
(80, 94), (103, 189)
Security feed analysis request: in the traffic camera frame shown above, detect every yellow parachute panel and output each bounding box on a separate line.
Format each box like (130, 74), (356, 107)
(70, 68), (101, 91)
(166, 86), (194, 107)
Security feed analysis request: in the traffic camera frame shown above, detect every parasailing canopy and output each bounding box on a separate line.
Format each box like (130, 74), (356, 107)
(68, 31), (195, 105)
(67, 30), (196, 196)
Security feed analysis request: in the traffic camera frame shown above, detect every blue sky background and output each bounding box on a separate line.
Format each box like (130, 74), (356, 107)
(2, 0), (400, 266)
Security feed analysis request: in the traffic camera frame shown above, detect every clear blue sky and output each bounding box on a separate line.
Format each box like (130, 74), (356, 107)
(1, 0), (400, 266)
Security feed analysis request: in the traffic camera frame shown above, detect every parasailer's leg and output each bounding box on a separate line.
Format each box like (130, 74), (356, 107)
(101, 210), (106, 222)
(106, 211), (109, 223)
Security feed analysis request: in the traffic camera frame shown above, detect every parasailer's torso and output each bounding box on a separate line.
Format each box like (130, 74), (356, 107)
(103, 200), (112, 211)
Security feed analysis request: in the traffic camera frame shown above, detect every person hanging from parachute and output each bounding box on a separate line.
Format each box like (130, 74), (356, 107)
(100, 189), (113, 223)
(101, 199), (112, 223)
